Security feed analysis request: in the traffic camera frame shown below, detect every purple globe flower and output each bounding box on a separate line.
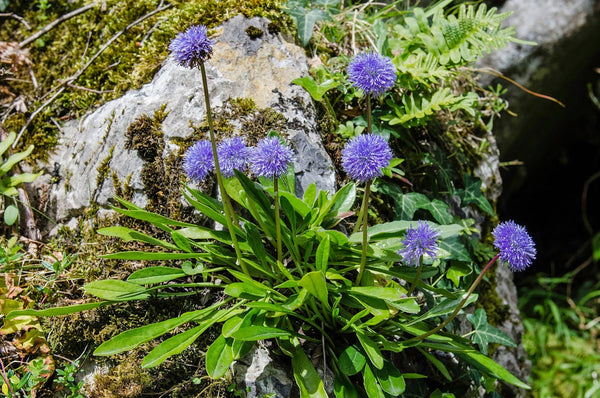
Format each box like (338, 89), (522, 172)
(348, 52), (397, 97)
(397, 221), (441, 267)
(184, 140), (214, 182)
(248, 137), (293, 178)
(342, 134), (393, 183)
(169, 25), (214, 68)
(217, 137), (248, 178)
(492, 221), (537, 272)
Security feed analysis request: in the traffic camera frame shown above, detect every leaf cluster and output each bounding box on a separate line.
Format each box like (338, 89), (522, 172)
(0, 131), (41, 227)
(7, 163), (528, 396)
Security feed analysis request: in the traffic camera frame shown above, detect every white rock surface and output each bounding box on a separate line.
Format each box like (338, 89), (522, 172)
(36, 15), (335, 224)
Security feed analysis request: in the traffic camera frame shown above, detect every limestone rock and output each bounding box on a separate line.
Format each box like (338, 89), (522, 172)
(233, 343), (294, 398)
(35, 15), (335, 226)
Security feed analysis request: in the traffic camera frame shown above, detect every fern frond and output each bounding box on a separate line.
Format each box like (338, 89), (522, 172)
(396, 52), (450, 87)
(381, 88), (477, 127)
(392, 3), (522, 66)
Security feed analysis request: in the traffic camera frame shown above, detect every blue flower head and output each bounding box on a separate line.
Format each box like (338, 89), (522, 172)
(492, 220), (536, 272)
(249, 137), (294, 178)
(169, 25), (214, 68)
(217, 137), (249, 178)
(342, 134), (393, 183)
(184, 140), (214, 182)
(398, 221), (441, 267)
(348, 52), (397, 97)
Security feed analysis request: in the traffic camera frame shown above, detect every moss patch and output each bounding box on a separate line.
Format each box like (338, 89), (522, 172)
(0, 0), (290, 159)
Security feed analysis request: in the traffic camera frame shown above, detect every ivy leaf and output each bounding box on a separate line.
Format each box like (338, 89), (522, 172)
(466, 308), (516, 354)
(454, 175), (494, 216)
(293, 76), (338, 101)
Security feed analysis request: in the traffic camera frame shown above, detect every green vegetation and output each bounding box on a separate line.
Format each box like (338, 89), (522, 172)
(1, 0), (594, 397)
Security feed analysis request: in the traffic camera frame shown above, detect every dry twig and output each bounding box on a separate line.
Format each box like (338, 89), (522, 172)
(19, 2), (98, 48)
(0, 13), (31, 30)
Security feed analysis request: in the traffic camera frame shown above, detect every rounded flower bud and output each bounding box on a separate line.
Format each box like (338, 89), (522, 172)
(169, 25), (214, 68)
(347, 52), (397, 97)
(342, 134), (393, 183)
(492, 220), (537, 272)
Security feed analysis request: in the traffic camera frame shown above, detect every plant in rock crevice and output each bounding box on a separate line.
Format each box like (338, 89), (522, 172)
(6, 11), (538, 398)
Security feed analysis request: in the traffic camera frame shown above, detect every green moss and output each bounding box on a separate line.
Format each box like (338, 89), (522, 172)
(245, 25), (264, 39)
(0, 0), (290, 158)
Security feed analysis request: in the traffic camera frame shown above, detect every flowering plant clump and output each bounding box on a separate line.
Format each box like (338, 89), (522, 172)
(341, 133), (393, 183)
(217, 137), (248, 178)
(493, 220), (537, 271)
(248, 137), (294, 178)
(169, 25), (214, 68)
(398, 220), (442, 266)
(347, 51), (397, 97)
(9, 10), (538, 398)
(183, 139), (214, 182)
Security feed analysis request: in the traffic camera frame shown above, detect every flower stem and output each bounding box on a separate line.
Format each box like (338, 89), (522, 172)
(404, 253), (501, 344)
(355, 180), (371, 285)
(366, 94), (372, 135)
(406, 256), (423, 296)
(274, 178), (283, 265)
(199, 63), (249, 278)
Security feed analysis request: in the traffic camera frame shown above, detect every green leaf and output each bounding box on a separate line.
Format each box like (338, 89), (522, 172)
(375, 360), (406, 395)
(102, 251), (206, 261)
(345, 287), (420, 313)
(438, 237), (471, 262)
(6, 171), (42, 187)
(94, 308), (212, 356)
(356, 331), (384, 369)
(127, 266), (186, 285)
(3, 204), (18, 226)
(338, 345), (366, 376)
(171, 231), (193, 253)
(244, 222), (270, 269)
(315, 236), (330, 272)
(446, 262), (472, 287)
(313, 183), (356, 227)
(141, 309), (233, 368)
(295, 8), (328, 46)
(418, 347), (452, 381)
(183, 189), (227, 226)
(97, 226), (179, 250)
(84, 280), (150, 301)
(298, 271), (330, 310)
(421, 199), (453, 224)
(363, 363), (385, 398)
(280, 338), (328, 398)
(174, 227), (213, 240)
(408, 294), (478, 325)
(333, 376), (358, 398)
(224, 282), (268, 300)
(395, 192), (430, 220)
(231, 326), (292, 341)
(206, 334), (234, 378)
(454, 175), (495, 216)
(5, 301), (109, 320)
(349, 220), (413, 243)
(0, 131), (15, 157)
(111, 208), (197, 229)
(459, 350), (530, 389)
(142, 324), (205, 368)
(0, 145), (34, 178)
(292, 76), (338, 101)
(303, 183), (317, 206)
(466, 308), (517, 355)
